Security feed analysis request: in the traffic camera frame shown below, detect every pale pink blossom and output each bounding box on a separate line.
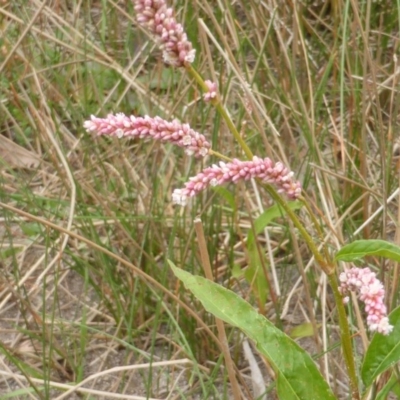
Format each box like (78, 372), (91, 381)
(203, 80), (218, 102)
(133, 0), (195, 67)
(84, 113), (210, 157)
(172, 156), (301, 206)
(339, 267), (393, 335)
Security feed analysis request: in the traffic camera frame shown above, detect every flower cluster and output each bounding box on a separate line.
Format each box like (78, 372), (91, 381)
(203, 80), (218, 102)
(172, 156), (301, 206)
(133, 0), (195, 67)
(339, 267), (393, 335)
(84, 113), (210, 157)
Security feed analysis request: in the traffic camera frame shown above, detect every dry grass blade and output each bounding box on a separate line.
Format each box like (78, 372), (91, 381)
(1, 0), (400, 398)
(0, 135), (40, 169)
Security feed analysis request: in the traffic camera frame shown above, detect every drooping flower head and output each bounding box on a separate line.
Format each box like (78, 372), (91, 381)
(339, 267), (393, 335)
(133, 0), (195, 67)
(84, 113), (210, 157)
(172, 156), (301, 206)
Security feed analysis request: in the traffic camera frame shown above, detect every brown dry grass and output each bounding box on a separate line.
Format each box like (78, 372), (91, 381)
(0, 0), (399, 399)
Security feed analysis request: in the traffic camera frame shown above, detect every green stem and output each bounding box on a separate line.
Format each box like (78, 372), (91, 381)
(209, 149), (232, 161)
(185, 64), (253, 160)
(266, 185), (359, 398)
(327, 273), (360, 400)
(266, 187), (332, 274)
(302, 197), (335, 265)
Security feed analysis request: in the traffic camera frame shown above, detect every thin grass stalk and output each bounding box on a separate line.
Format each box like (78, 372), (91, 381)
(327, 273), (360, 400)
(0, 1), (48, 74)
(194, 218), (242, 400)
(288, 224), (323, 371)
(390, 164), (400, 309)
(0, 202), (222, 350)
(301, 196), (333, 264)
(242, 189), (278, 316)
(250, 179), (281, 296)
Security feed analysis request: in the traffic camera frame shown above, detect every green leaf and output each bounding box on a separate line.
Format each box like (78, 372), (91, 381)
(170, 262), (335, 400)
(20, 222), (42, 236)
(247, 201), (303, 248)
(0, 246), (23, 259)
(335, 240), (400, 263)
(231, 263), (244, 279)
(289, 322), (317, 339)
(245, 244), (269, 305)
(211, 186), (237, 210)
(361, 306), (400, 387)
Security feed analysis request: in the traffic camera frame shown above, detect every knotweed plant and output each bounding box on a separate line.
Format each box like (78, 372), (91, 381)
(84, 1), (400, 400)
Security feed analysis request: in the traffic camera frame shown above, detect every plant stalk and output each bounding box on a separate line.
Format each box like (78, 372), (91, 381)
(194, 218), (242, 400)
(327, 272), (360, 400)
(265, 186), (359, 398)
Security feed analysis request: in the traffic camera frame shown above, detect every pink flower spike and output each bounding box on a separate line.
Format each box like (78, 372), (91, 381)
(84, 113), (210, 158)
(203, 80), (218, 102)
(172, 156), (301, 206)
(339, 267), (393, 335)
(133, 0), (195, 67)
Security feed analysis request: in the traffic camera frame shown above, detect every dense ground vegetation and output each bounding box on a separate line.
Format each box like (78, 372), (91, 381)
(0, 0), (399, 398)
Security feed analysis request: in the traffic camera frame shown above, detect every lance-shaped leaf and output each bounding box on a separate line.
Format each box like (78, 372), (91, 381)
(335, 240), (400, 263)
(170, 262), (335, 400)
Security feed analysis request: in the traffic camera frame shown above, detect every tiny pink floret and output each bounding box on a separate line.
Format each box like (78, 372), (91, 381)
(84, 113), (210, 158)
(172, 156), (302, 206)
(339, 267), (393, 335)
(133, 0), (195, 67)
(203, 80), (218, 102)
